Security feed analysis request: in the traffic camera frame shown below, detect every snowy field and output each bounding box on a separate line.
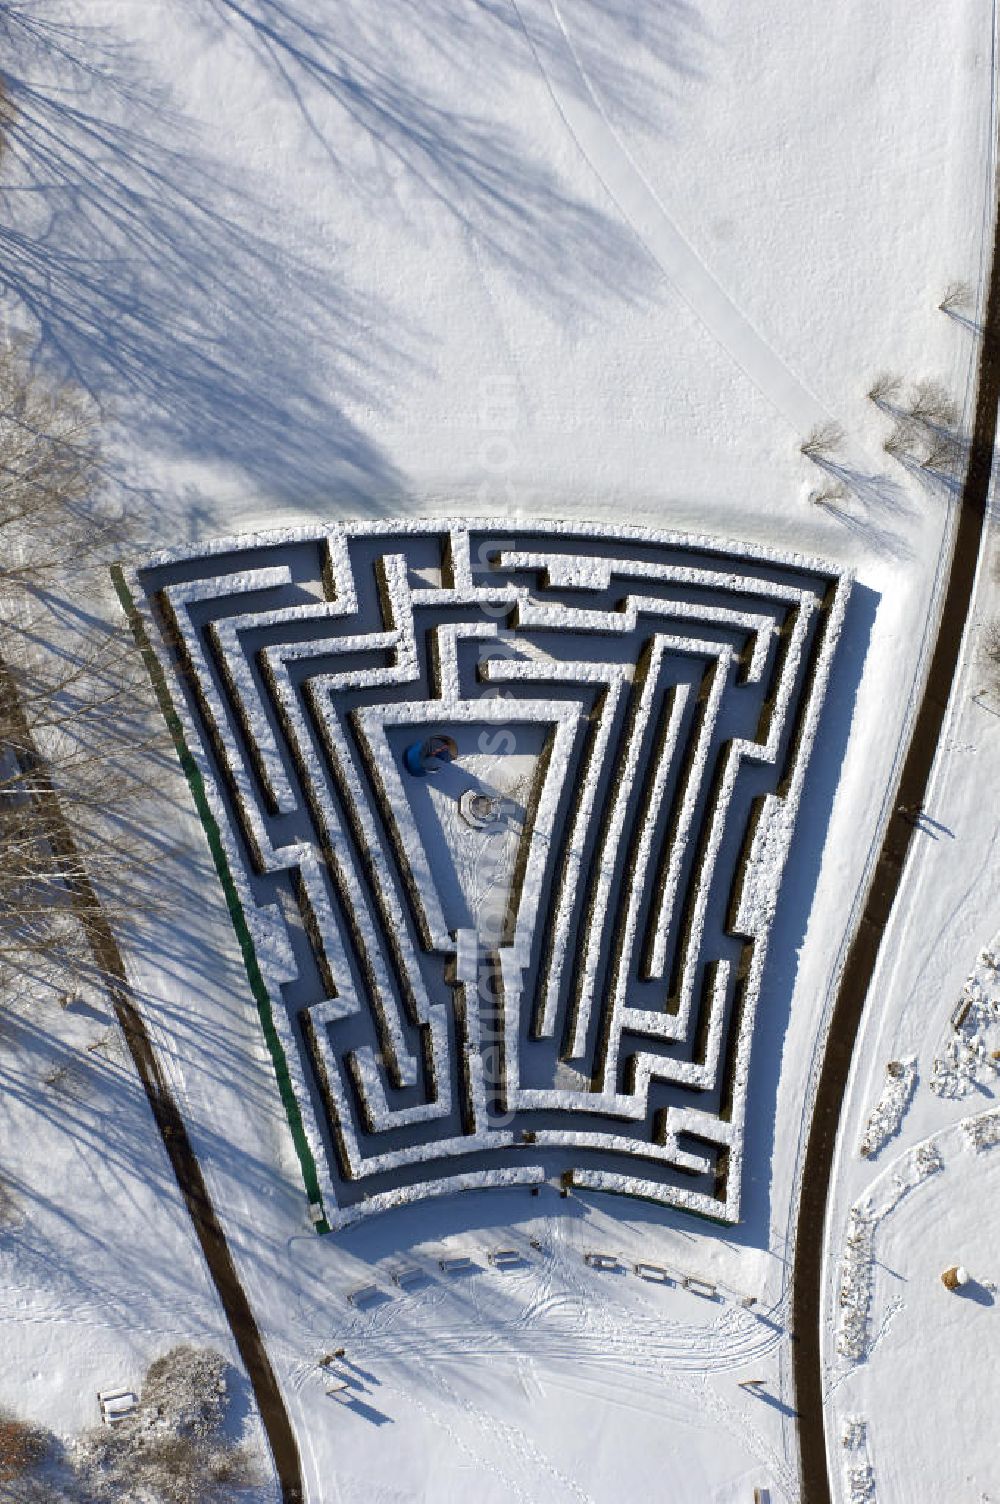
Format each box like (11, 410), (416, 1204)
(0, 0), (998, 1500)
(822, 524), (1000, 1504)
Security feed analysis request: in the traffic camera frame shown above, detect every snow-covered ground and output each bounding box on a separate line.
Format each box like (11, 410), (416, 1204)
(0, 967), (273, 1482)
(1, 0), (998, 1499)
(822, 518), (1000, 1502)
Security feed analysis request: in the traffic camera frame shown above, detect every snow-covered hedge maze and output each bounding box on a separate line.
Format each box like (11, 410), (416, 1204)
(123, 521), (850, 1230)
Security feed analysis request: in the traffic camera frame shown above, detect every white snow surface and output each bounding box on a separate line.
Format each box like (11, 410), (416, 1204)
(822, 519), (1000, 1500)
(1, 0), (998, 1500)
(0, 974), (274, 1486)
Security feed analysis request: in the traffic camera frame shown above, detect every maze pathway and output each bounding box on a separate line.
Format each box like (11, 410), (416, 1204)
(121, 520), (850, 1230)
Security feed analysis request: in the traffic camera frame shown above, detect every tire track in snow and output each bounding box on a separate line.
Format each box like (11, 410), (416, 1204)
(510, 0), (834, 435)
(317, 1269), (783, 1379)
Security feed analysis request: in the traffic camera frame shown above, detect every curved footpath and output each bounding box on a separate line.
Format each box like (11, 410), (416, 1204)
(0, 655), (305, 1504)
(790, 188), (1000, 1499)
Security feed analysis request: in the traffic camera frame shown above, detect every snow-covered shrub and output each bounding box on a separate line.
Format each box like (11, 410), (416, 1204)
(841, 1416), (866, 1451)
(878, 1141), (942, 1220)
(913, 1141), (943, 1177)
(961, 1108), (1000, 1155)
(81, 1430), (256, 1504)
(844, 1462), (876, 1503)
(858, 1057), (917, 1158)
(983, 620), (1000, 693)
(1, 1481), (80, 1504)
(74, 1346), (260, 1504)
(931, 945), (1000, 1098)
(836, 1205), (876, 1361)
(140, 1346), (229, 1438)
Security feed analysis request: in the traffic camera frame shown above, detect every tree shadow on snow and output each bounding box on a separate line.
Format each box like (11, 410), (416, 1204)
(0, 2), (404, 518)
(190, 0), (712, 311)
(0, 0), (716, 526)
(810, 456), (919, 561)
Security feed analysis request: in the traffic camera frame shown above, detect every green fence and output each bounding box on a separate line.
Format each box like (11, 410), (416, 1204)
(111, 565), (330, 1234)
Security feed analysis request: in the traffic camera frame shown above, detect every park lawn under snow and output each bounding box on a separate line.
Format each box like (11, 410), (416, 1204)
(0, 0), (997, 1500)
(0, 961), (273, 1484)
(821, 527), (1000, 1504)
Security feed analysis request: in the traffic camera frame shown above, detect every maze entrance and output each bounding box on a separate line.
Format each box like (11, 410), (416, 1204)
(120, 520), (850, 1230)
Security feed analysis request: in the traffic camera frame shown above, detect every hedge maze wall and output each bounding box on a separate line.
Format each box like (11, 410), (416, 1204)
(124, 520), (850, 1229)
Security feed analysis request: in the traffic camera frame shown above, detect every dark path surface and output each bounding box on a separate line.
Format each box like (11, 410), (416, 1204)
(107, 977), (305, 1504)
(0, 653), (305, 1504)
(790, 197), (1000, 1498)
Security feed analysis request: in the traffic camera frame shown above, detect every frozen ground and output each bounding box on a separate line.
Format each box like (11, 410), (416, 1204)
(0, 0), (997, 1499)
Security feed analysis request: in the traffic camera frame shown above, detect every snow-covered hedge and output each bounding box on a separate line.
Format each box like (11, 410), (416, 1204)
(128, 520), (850, 1228)
(837, 1141), (943, 1362)
(961, 1108), (1000, 1154)
(836, 1204), (877, 1361)
(858, 1057), (918, 1158)
(931, 941), (1000, 1099)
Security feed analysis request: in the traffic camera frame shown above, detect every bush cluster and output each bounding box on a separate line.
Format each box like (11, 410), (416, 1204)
(0, 1348), (261, 1504)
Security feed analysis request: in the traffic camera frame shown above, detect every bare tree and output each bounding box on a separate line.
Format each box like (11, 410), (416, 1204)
(0, 338), (158, 1000)
(0, 76), (14, 165)
(882, 417), (918, 461)
(0, 1174), (21, 1227)
(881, 378), (963, 473)
(939, 280), (973, 315)
(920, 430), (962, 475)
(0, 335), (117, 587)
(907, 378), (958, 429)
(867, 371), (901, 409)
(800, 420), (844, 461)
(809, 480), (848, 508)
